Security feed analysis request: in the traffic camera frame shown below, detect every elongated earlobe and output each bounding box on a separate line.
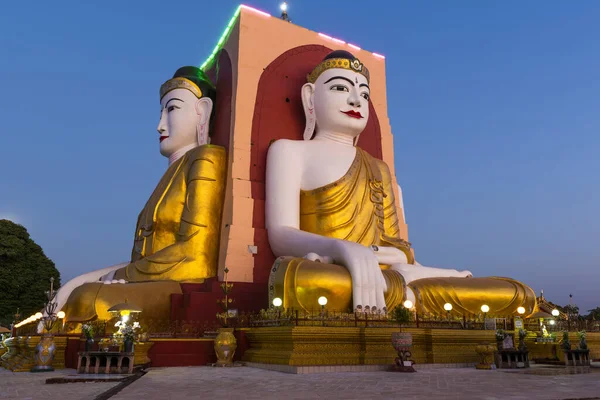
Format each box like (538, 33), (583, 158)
(195, 97), (213, 146)
(301, 83), (316, 141)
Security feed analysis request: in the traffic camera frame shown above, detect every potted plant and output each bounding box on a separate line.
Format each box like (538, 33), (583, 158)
(577, 330), (587, 350)
(561, 331), (571, 352)
(82, 324), (94, 352)
(124, 323), (137, 353)
(495, 329), (505, 351)
(518, 328), (528, 351)
(390, 305), (414, 372)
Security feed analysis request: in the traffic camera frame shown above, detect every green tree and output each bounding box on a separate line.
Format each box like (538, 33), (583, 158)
(586, 307), (600, 320)
(0, 220), (60, 327)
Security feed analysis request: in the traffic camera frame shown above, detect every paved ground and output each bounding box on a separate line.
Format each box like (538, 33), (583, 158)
(111, 366), (600, 400)
(0, 368), (118, 400)
(2, 366), (599, 400)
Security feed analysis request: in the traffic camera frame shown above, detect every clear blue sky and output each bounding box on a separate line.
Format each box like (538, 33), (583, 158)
(1, 1), (598, 312)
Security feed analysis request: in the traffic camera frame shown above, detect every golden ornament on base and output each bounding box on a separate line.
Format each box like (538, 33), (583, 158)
(214, 328), (237, 366)
(475, 343), (497, 370)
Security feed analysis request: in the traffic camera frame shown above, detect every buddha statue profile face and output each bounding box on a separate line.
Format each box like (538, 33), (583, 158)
(301, 50), (370, 141)
(158, 66), (216, 163)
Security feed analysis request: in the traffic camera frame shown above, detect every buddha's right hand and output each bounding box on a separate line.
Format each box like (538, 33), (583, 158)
(331, 240), (387, 312)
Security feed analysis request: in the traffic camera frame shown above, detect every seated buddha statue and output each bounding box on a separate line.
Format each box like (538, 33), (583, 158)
(54, 66), (227, 323)
(266, 50), (536, 316)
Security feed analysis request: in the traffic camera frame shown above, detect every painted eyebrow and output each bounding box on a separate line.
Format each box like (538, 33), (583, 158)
(359, 83), (370, 90)
(324, 76), (355, 86)
(165, 98), (183, 107)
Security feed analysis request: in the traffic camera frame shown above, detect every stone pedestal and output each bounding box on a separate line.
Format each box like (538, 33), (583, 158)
(77, 351), (134, 374)
(563, 349), (591, 373)
(494, 350), (530, 369)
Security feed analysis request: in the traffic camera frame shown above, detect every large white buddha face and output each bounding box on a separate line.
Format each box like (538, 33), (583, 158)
(157, 88), (212, 158)
(302, 67), (370, 139)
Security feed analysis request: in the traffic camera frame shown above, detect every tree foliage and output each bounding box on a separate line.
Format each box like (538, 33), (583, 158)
(586, 307), (600, 321)
(0, 219), (60, 327)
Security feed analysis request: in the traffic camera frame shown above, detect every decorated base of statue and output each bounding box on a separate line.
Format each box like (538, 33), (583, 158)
(391, 332), (416, 372)
(31, 334), (56, 372)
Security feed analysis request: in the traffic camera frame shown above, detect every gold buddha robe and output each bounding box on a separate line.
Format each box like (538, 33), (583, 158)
(271, 147), (536, 316)
(63, 145), (227, 322)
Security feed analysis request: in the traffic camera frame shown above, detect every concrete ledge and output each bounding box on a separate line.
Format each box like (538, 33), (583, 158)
(246, 362), (476, 374)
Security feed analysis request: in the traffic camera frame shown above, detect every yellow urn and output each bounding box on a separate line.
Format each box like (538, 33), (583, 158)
(475, 343), (497, 370)
(214, 328), (237, 366)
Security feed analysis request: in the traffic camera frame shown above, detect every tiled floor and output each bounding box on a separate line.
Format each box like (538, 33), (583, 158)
(111, 365), (600, 400)
(2, 365), (599, 400)
(0, 368), (118, 400)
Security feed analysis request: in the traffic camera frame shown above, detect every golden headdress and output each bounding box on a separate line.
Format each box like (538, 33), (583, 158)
(160, 77), (203, 99)
(307, 50), (370, 84)
(159, 66), (215, 100)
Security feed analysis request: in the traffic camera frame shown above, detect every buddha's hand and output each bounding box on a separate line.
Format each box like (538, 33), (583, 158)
(331, 240), (387, 312)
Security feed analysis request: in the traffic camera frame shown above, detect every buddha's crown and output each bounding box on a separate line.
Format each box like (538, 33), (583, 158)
(160, 77), (203, 100)
(307, 56), (370, 84)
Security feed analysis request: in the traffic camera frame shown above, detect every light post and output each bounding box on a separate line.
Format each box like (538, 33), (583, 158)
(13, 308), (21, 333)
(444, 303), (453, 326)
(551, 309), (559, 331)
(516, 306), (525, 331)
(481, 305), (490, 330)
(403, 300), (417, 327)
(318, 296), (328, 326)
(272, 297), (283, 320)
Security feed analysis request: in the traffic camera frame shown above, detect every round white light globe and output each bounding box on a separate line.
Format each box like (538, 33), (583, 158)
(34, 312), (43, 320)
(443, 303), (453, 312)
(549, 320), (555, 325)
(481, 305), (490, 313)
(517, 307), (525, 315)
(57, 311), (66, 319)
(403, 300), (413, 309)
(280, 2), (288, 11)
(552, 309), (559, 317)
(272, 297), (283, 307)
(318, 296), (328, 306)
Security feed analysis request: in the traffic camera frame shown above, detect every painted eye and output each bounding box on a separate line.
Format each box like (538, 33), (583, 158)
(361, 93), (370, 101)
(167, 106), (176, 112)
(330, 85), (349, 92)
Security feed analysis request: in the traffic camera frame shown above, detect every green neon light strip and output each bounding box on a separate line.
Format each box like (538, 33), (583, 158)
(200, 5), (242, 71)
(199, 3), (384, 71)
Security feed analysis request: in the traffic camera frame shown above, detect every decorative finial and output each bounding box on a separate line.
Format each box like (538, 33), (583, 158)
(280, 2), (291, 22)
